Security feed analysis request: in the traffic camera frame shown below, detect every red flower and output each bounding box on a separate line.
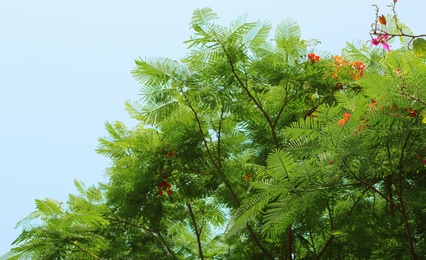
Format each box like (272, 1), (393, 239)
(161, 181), (171, 188)
(166, 150), (176, 157)
(307, 53), (320, 63)
(423, 159), (426, 165)
(158, 190), (163, 196)
(409, 109), (418, 117)
(167, 190), (172, 196)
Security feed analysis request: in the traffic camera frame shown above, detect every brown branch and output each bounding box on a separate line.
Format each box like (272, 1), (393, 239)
(196, 31), (279, 259)
(370, 31), (426, 40)
(183, 85), (273, 257)
(72, 241), (101, 260)
(219, 36), (291, 260)
(405, 174), (426, 207)
(286, 226), (293, 260)
(217, 106), (224, 169)
(316, 187), (369, 259)
(315, 236), (334, 260)
(106, 217), (178, 259)
(326, 204), (334, 232)
(308, 223), (317, 258)
(385, 145), (395, 217)
(396, 131), (417, 259)
(187, 203), (204, 260)
(399, 88), (426, 107)
(185, 97), (220, 170)
(273, 92), (295, 129)
(221, 44), (279, 148)
(343, 161), (402, 214)
(246, 223), (274, 259)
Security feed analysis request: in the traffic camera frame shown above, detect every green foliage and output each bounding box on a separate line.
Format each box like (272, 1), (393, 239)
(412, 38), (426, 57)
(5, 7), (426, 260)
(3, 181), (108, 260)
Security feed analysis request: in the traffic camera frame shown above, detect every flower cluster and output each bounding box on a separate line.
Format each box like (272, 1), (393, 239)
(405, 107), (418, 117)
(332, 56), (366, 81)
(371, 34), (390, 52)
(158, 179), (172, 196)
(307, 53), (320, 63)
(351, 61), (367, 80)
(338, 112), (351, 126)
(166, 149), (176, 157)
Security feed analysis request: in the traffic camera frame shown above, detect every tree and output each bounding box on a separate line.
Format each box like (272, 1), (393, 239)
(4, 2), (426, 259)
(2, 180), (108, 260)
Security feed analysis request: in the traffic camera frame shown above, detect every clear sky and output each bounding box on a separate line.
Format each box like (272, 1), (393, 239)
(1, 0), (424, 255)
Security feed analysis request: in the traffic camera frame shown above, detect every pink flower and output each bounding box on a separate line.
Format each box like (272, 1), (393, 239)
(423, 159), (426, 165)
(372, 34), (390, 51)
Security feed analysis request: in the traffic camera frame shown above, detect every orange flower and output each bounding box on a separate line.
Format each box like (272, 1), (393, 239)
(334, 55), (343, 66)
(352, 61), (366, 71)
(379, 15), (387, 25)
(338, 113), (351, 126)
(338, 119), (347, 126)
(343, 113), (351, 120)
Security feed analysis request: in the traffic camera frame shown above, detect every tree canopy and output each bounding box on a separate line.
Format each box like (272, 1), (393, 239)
(3, 2), (426, 259)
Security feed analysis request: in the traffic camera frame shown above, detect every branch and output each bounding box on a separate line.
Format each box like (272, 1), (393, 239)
(316, 187), (368, 258)
(315, 235), (334, 260)
(396, 130), (417, 259)
(72, 241), (101, 260)
(219, 42), (279, 148)
(342, 161), (402, 214)
(187, 203), (204, 260)
(273, 91), (295, 129)
(217, 106), (224, 169)
(398, 88), (426, 107)
(106, 217), (178, 259)
(184, 97), (220, 170)
(246, 223), (274, 260)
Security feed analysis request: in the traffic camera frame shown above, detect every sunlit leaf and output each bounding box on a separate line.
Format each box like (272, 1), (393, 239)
(412, 38), (426, 57)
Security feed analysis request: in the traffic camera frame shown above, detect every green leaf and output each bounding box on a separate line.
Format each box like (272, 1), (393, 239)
(275, 18), (301, 41)
(190, 8), (219, 27)
(412, 38), (426, 57)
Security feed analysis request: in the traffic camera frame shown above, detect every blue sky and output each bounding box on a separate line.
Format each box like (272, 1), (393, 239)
(1, 0), (424, 254)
